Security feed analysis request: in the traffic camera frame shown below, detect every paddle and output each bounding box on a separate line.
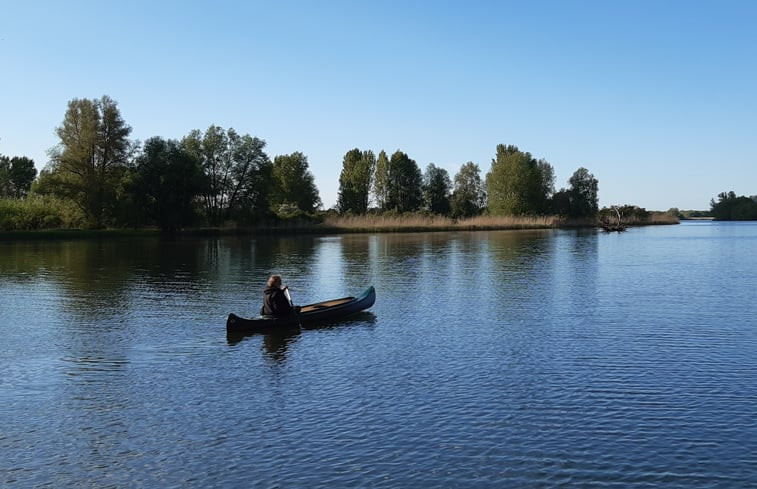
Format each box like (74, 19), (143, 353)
(283, 285), (302, 320)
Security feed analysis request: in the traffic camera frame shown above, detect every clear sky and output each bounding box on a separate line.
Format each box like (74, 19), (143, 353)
(1, 0), (755, 210)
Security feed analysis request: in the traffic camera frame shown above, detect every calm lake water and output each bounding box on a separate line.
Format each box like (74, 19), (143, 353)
(2, 221), (756, 487)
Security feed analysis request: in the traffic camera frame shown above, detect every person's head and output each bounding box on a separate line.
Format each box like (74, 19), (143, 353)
(267, 274), (283, 288)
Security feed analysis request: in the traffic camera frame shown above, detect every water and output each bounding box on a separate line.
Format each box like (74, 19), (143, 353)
(1, 222), (756, 487)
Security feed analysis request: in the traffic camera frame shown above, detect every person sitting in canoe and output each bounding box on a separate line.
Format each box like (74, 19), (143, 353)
(261, 274), (300, 316)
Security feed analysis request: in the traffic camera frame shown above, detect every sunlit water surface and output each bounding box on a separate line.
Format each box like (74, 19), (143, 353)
(1, 221), (756, 487)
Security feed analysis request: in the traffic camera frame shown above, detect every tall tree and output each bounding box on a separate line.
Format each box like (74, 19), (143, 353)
(131, 137), (205, 231)
(422, 163), (451, 215)
(535, 158), (555, 213)
(450, 161), (486, 218)
(710, 191), (757, 220)
(372, 150), (390, 211)
(182, 125), (270, 226)
(386, 150), (423, 213)
(48, 96), (132, 227)
(485, 144), (543, 216)
(568, 167), (599, 218)
(0, 155), (10, 197)
(551, 188), (571, 216)
(0, 156), (37, 198)
(272, 151), (321, 213)
(233, 155), (274, 224)
(337, 148), (375, 214)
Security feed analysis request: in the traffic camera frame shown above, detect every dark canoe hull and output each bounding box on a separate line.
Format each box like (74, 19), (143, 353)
(226, 286), (376, 334)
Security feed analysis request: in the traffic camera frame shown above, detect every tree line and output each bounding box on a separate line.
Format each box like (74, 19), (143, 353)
(337, 144), (599, 220)
(710, 191), (757, 220)
(9, 96), (321, 230)
(2, 95), (601, 231)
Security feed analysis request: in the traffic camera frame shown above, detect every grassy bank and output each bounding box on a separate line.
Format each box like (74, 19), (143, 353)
(0, 213), (680, 240)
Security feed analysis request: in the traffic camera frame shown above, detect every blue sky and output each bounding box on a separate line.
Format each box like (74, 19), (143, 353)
(1, 0), (755, 210)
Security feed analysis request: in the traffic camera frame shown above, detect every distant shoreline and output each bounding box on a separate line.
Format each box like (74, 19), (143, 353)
(0, 215), (681, 240)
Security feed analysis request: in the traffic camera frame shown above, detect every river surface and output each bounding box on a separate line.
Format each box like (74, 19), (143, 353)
(1, 221), (756, 488)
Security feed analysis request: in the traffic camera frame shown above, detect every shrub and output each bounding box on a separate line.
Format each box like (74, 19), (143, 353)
(0, 196), (85, 230)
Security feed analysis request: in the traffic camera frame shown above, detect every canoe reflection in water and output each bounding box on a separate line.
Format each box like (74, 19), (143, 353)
(226, 311), (378, 357)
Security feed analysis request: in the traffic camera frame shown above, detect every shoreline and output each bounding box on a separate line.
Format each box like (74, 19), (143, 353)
(0, 217), (680, 240)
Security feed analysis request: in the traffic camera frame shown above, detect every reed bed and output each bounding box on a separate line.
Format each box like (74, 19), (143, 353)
(323, 214), (561, 232)
(620, 213), (680, 226)
(455, 215), (561, 230)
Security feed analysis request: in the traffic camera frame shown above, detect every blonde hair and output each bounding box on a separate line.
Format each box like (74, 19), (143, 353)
(267, 274), (282, 288)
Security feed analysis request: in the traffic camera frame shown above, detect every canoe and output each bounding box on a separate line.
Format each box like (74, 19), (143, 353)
(226, 286), (376, 334)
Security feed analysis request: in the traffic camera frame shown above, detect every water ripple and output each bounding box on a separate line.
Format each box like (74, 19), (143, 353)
(2, 225), (757, 487)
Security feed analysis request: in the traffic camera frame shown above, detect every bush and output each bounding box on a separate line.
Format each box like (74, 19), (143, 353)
(0, 196), (85, 230)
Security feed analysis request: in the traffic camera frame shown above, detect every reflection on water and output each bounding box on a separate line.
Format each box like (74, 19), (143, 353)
(226, 312), (378, 364)
(261, 329), (301, 362)
(2, 223), (757, 488)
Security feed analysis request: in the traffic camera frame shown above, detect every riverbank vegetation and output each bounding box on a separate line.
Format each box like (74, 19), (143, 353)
(2, 94), (685, 235)
(322, 213), (563, 232)
(709, 191), (757, 220)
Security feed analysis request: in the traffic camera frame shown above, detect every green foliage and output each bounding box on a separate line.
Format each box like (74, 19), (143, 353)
(0, 155), (37, 198)
(677, 209), (712, 219)
(710, 191), (757, 220)
(485, 145), (553, 215)
(450, 162), (486, 218)
(666, 207), (681, 218)
(535, 159), (555, 212)
(551, 189), (571, 217)
(272, 152), (321, 214)
(131, 137), (205, 231)
(232, 155), (274, 225)
(337, 148), (375, 214)
(385, 150), (423, 213)
(568, 167), (599, 218)
(182, 125), (272, 226)
(598, 205), (648, 222)
(0, 156), (7, 196)
(372, 150), (390, 211)
(0, 195), (84, 230)
(47, 95), (133, 228)
(422, 163), (451, 215)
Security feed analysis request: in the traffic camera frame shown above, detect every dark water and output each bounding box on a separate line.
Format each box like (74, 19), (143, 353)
(1, 222), (756, 487)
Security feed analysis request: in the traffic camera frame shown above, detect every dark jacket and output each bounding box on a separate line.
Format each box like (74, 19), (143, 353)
(261, 286), (295, 316)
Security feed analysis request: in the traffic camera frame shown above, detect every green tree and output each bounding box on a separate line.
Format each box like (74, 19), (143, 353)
(450, 161), (486, 218)
(568, 167), (599, 218)
(232, 156), (274, 224)
(272, 151), (321, 213)
(710, 191), (757, 220)
(337, 148), (375, 214)
(422, 163), (451, 215)
(485, 144), (544, 215)
(47, 95), (132, 227)
(372, 150), (390, 211)
(182, 125), (271, 226)
(386, 150), (423, 213)
(0, 155), (10, 197)
(0, 155), (37, 198)
(551, 188), (571, 216)
(535, 158), (555, 213)
(131, 137), (205, 231)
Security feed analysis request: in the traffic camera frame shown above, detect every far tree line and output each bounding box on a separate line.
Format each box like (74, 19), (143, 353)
(337, 145), (599, 221)
(1, 95), (750, 231)
(709, 191), (757, 220)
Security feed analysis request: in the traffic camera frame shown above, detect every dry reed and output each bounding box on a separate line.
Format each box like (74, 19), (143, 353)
(323, 214), (561, 232)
